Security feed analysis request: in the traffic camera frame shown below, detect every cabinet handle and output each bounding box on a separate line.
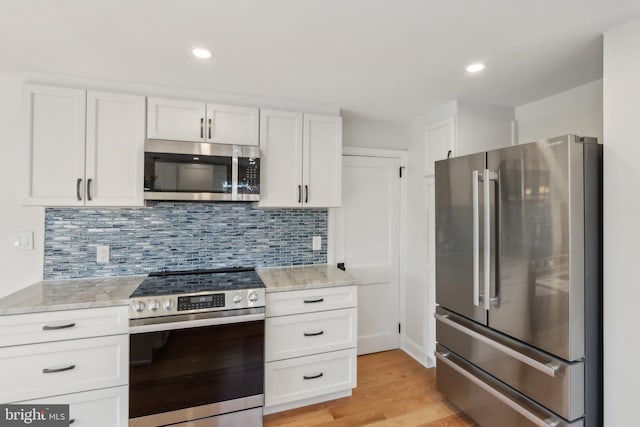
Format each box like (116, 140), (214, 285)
(303, 373), (323, 380)
(76, 178), (83, 201)
(87, 179), (92, 201)
(42, 364), (75, 374)
(208, 118), (212, 139)
(298, 185), (302, 203)
(304, 331), (324, 337)
(42, 322), (76, 331)
(447, 150), (452, 159)
(303, 298), (324, 304)
(305, 185), (309, 203)
(200, 118), (204, 138)
(69, 419), (75, 424)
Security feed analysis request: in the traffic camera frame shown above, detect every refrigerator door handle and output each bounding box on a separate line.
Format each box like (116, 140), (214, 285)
(472, 170), (480, 307)
(435, 312), (560, 378)
(435, 350), (561, 427)
(483, 168), (492, 311)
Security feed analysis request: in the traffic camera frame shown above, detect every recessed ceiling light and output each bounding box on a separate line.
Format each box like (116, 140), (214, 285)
(192, 48), (212, 59)
(466, 62), (485, 73)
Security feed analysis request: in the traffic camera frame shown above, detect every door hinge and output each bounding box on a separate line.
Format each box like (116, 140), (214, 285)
(399, 166), (405, 178)
(337, 262), (345, 271)
(398, 323), (401, 334)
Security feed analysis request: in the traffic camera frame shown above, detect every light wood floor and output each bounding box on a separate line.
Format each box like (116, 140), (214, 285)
(264, 350), (477, 427)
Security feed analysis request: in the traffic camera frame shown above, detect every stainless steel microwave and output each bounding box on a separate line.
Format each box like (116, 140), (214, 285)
(143, 140), (260, 201)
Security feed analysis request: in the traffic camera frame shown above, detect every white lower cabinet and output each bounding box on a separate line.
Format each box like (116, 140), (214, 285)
(264, 286), (357, 413)
(0, 306), (129, 426)
(265, 348), (357, 407)
(19, 386), (128, 427)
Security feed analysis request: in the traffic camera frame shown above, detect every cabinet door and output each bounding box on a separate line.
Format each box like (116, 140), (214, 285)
(303, 114), (342, 207)
(25, 85), (86, 206)
(147, 97), (205, 142)
(86, 91), (145, 206)
(425, 116), (456, 176)
(258, 110), (303, 207)
(206, 104), (259, 146)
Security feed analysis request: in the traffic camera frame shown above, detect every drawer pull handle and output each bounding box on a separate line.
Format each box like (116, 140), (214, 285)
(303, 298), (324, 304)
(303, 373), (323, 380)
(43, 322), (76, 331)
(304, 331), (324, 337)
(42, 364), (75, 374)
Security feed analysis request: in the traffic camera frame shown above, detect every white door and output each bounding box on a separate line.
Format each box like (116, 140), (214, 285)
(147, 97), (206, 142)
(26, 85), (86, 206)
(334, 155), (401, 354)
(85, 91), (145, 207)
(303, 114), (342, 207)
(258, 110), (303, 207)
(206, 104), (259, 146)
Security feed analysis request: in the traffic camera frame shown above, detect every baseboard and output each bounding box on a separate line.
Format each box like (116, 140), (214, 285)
(401, 336), (435, 368)
(263, 389), (352, 415)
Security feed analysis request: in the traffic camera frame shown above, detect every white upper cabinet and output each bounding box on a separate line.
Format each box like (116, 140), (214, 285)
(259, 110), (303, 207)
(26, 85), (86, 206)
(259, 110), (342, 208)
(303, 114), (342, 207)
(85, 91), (145, 206)
(147, 97), (206, 142)
(425, 116), (455, 176)
(147, 97), (259, 145)
(206, 104), (259, 146)
(25, 85), (145, 207)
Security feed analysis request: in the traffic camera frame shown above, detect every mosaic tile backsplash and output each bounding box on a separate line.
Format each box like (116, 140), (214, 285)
(44, 202), (328, 279)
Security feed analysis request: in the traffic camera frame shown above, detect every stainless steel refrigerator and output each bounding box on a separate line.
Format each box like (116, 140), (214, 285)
(434, 135), (602, 427)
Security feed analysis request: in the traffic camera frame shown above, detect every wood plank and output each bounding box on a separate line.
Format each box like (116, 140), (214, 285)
(264, 350), (477, 427)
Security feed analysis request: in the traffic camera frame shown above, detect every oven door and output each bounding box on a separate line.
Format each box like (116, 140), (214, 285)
(129, 308), (265, 427)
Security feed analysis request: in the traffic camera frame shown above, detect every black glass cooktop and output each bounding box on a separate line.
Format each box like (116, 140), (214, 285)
(130, 267), (265, 297)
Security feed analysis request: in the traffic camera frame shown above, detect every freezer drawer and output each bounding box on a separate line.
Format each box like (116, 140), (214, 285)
(436, 307), (583, 421)
(436, 344), (583, 427)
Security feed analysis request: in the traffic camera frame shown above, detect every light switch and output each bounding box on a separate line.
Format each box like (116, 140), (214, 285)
(312, 236), (322, 251)
(10, 231), (33, 250)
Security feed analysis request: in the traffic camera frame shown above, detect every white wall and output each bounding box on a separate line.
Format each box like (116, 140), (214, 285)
(342, 111), (411, 150)
(603, 18), (640, 426)
(515, 80), (603, 144)
(457, 101), (515, 154)
(0, 72), (45, 297)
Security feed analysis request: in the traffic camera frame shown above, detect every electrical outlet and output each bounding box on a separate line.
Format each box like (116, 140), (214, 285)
(312, 236), (322, 251)
(96, 245), (110, 263)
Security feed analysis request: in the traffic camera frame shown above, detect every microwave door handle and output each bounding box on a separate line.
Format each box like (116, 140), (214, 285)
(472, 170), (480, 307)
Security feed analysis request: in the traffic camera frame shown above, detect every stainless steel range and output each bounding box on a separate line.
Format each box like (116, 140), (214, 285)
(128, 268), (266, 427)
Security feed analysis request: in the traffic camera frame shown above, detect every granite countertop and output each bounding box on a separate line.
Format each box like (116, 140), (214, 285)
(257, 264), (354, 293)
(0, 276), (145, 316)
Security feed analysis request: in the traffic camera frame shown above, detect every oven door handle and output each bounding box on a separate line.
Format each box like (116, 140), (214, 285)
(129, 312), (265, 334)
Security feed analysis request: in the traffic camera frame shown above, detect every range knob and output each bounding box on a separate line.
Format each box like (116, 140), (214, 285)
(232, 293), (243, 304)
(132, 301), (145, 312)
(163, 299), (174, 310)
(248, 291), (259, 303)
(148, 300), (160, 311)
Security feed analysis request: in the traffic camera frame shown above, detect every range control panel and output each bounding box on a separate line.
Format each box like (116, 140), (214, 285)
(129, 288), (265, 319)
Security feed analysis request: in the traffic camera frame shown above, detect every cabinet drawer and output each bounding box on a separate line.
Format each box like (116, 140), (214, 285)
(1, 335), (128, 403)
(265, 348), (356, 407)
(19, 386), (128, 427)
(0, 306), (128, 348)
(266, 286), (357, 317)
(266, 308), (357, 362)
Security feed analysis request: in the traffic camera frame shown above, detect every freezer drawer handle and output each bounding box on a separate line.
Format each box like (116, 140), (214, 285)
(435, 313), (559, 378)
(436, 351), (560, 427)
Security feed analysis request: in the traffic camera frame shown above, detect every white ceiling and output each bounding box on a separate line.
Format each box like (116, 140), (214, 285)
(1, 0), (639, 121)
